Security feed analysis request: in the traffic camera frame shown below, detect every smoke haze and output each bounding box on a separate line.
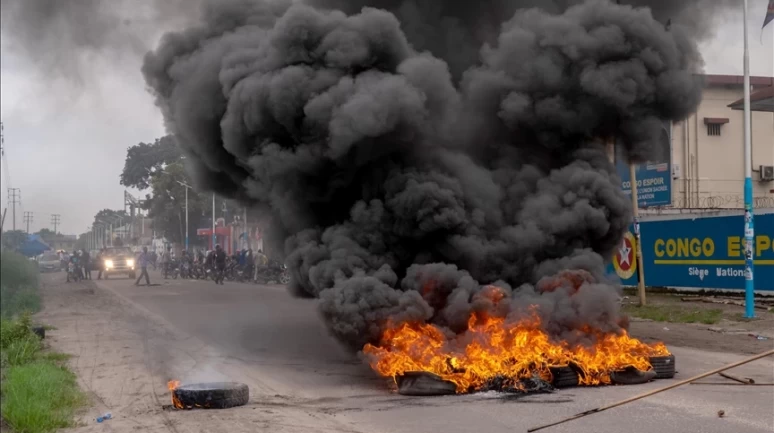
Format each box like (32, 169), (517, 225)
(140, 0), (710, 350)
(0, 0), (200, 81)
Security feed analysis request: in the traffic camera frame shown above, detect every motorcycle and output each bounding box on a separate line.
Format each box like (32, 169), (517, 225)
(179, 261), (192, 279)
(164, 260), (179, 279)
(254, 260), (290, 285)
(67, 262), (81, 282)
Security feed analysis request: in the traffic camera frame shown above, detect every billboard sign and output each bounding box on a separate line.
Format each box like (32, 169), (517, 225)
(615, 121), (672, 208)
(610, 213), (774, 291)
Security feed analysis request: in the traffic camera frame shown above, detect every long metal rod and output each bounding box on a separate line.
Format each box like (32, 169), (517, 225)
(628, 163), (646, 306)
(212, 193), (216, 249)
(185, 186), (189, 251)
(742, 0), (756, 318)
(528, 348), (774, 432)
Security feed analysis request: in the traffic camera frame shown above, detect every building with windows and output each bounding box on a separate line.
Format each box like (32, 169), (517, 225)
(669, 74), (774, 210)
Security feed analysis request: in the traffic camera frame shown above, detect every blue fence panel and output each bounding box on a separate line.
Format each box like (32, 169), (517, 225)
(608, 213), (773, 291)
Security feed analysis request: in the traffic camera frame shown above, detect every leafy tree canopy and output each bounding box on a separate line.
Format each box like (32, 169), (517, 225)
(120, 135), (182, 190)
(92, 209), (128, 229)
(35, 228), (56, 240)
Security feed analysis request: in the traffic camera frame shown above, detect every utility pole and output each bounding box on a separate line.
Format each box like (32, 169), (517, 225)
(742, 0), (755, 318)
(175, 181), (192, 252)
(212, 194), (216, 250)
(7, 188), (20, 231)
(23, 211), (33, 234)
(51, 214), (61, 234)
(243, 207), (248, 250)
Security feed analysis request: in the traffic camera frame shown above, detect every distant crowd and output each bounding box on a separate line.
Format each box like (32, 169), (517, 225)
(57, 245), (277, 286)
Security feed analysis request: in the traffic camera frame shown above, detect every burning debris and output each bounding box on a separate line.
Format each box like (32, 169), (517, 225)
(167, 380), (250, 410)
(144, 0), (707, 394)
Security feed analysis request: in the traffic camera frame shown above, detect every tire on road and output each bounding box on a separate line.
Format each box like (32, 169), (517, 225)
(173, 382), (249, 409)
(396, 372), (457, 396)
(279, 273), (290, 285)
(649, 355), (676, 379)
(129, 272), (136, 279)
(549, 366), (579, 388)
(31, 326), (46, 339)
(610, 367), (657, 385)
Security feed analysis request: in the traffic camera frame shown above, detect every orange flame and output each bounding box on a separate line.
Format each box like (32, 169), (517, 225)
(363, 308), (669, 393)
(167, 380), (183, 409)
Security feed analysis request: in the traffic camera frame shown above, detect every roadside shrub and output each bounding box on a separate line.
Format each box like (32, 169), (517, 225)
(0, 314), (41, 368)
(0, 251), (41, 318)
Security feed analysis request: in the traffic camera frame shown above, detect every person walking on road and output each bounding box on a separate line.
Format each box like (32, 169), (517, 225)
(214, 244), (227, 285)
(96, 248), (106, 280)
(253, 249), (268, 282)
(81, 249), (92, 280)
(135, 247), (151, 286)
(161, 247), (172, 279)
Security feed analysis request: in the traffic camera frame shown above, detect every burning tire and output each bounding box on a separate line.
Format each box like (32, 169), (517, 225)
(172, 382), (249, 409)
(649, 355), (676, 379)
(549, 366), (579, 388)
(396, 372), (457, 396)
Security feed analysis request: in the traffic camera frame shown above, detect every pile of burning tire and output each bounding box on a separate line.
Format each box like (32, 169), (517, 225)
(549, 354), (676, 388)
(395, 355), (676, 396)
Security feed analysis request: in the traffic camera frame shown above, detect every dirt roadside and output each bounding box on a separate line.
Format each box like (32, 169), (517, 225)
(33, 274), (369, 433)
(624, 293), (774, 355)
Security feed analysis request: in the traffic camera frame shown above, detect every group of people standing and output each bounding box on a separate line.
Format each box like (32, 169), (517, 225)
(60, 249), (93, 282)
(61, 244), (272, 287)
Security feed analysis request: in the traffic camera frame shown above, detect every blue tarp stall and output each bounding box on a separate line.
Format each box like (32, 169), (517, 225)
(17, 234), (51, 257)
(608, 210), (774, 292)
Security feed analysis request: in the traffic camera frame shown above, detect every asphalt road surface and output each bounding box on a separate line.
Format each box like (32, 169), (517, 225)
(95, 272), (774, 433)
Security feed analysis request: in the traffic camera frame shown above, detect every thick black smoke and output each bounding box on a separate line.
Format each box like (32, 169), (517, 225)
(143, 0), (704, 349)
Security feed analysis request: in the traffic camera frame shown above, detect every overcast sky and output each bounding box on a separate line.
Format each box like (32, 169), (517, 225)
(1, 1), (773, 235)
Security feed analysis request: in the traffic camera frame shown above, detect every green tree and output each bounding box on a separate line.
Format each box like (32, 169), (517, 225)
(1, 230), (28, 251)
(35, 228), (56, 242)
(92, 209), (128, 228)
(145, 161), (210, 245)
(120, 135), (182, 190)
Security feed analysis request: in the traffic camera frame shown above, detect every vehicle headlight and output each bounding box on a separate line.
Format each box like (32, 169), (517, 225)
(105, 260), (114, 268)
(126, 259), (134, 268)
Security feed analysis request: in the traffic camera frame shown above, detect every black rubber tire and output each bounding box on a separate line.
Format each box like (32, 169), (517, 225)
(129, 273), (136, 279)
(173, 382), (249, 409)
(649, 355), (676, 379)
(549, 366), (579, 388)
(396, 372), (457, 396)
(610, 367), (657, 385)
(31, 326), (46, 339)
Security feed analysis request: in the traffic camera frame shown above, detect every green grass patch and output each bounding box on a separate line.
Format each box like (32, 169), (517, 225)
(1, 251), (41, 319)
(1, 361), (86, 433)
(623, 304), (724, 324)
(0, 252), (87, 432)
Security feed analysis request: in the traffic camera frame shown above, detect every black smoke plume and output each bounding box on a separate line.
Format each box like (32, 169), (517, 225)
(143, 0), (705, 350)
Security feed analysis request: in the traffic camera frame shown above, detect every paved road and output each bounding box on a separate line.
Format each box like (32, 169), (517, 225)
(96, 272), (774, 433)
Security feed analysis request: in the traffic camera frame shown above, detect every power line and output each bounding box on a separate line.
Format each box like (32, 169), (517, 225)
(0, 121), (12, 189)
(23, 211), (33, 234)
(8, 188), (20, 231)
(51, 214), (61, 234)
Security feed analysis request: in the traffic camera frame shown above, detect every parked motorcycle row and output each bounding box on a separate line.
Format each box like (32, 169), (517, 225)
(161, 257), (290, 285)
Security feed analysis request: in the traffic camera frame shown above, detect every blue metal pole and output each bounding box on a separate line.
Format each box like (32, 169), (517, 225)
(744, 181), (754, 318)
(184, 186), (189, 251)
(742, 0), (755, 318)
